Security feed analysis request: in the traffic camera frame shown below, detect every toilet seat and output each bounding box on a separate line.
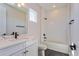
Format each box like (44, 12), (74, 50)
(39, 44), (47, 50)
(38, 44), (47, 56)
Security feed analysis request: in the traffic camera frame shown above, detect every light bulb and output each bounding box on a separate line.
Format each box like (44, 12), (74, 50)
(21, 3), (24, 6)
(17, 3), (21, 7)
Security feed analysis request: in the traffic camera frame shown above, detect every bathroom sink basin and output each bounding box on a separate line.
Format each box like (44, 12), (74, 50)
(0, 37), (4, 40)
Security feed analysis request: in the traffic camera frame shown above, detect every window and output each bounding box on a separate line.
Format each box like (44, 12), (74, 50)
(29, 8), (37, 23)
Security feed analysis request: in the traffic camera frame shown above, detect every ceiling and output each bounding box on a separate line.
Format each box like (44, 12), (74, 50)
(39, 3), (69, 10)
(6, 3), (69, 12)
(7, 3), (27, 13)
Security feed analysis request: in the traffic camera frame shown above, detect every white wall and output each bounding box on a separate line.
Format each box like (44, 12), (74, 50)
(40, 4), (70, 45)
(25, 4), (41, 44)
(0, 5), (6, 35)
(40, 4), (70, 53)
(6, 5), (27, 34)
(40, 7), (48, 42)
(70, 4), (79, 55)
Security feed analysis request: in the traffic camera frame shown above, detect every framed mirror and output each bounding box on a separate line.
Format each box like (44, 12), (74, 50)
(0, 3), (28, 36)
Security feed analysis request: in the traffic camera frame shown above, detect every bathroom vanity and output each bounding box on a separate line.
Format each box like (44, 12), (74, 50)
(0, 4), (38, 56)
(0, 36), (38, 56)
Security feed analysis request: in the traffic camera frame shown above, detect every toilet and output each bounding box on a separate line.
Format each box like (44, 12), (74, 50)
(38, 44), (47, 56)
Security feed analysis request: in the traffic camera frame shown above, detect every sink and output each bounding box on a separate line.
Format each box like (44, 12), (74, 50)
(0, 37), (4, 40)
(0, 34), (34, 42)
(17, 35), (29, 40)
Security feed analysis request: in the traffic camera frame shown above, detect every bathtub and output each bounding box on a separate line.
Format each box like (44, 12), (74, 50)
(43, 41), (69, 54)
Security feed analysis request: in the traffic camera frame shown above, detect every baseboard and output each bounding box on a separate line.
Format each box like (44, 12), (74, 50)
(44, 41), (69, 54)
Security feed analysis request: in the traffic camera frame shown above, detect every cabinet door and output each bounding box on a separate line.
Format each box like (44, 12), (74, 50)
(26, 43), (38, 56)
(0, 5), (6, 35)
(11, 49), (25, 56)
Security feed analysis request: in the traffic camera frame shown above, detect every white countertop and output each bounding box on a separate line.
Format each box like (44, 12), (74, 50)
(0, 35), (36, 50)
(0, 39), (26, 50)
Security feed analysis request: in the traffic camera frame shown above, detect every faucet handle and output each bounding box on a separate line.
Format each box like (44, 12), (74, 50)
(2, 33), (6, 36)
(11, 32), (15, 35)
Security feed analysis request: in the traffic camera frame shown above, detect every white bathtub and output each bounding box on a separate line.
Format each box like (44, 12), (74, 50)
(43, 41), (69, 54)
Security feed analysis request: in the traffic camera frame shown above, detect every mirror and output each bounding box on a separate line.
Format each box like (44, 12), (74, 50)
(0, 3), (28, 36)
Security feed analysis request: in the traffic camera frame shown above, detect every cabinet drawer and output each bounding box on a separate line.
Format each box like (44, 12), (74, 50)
(0, 41), (26, 56)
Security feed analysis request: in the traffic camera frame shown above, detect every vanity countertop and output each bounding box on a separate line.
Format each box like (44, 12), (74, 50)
(0, 35), (37, 50)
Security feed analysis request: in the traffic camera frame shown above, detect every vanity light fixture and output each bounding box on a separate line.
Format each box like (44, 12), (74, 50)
(21, 3), (24, 6)
(17, 3), (25, 7)
(17, 3), (21, 7)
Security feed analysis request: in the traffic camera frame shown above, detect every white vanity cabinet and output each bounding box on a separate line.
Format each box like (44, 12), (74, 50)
(12, 41), (38, 56)
(11, 49), (26, 56)
(11, 42), (38, 56)
(0, 41), (26, 56)
(0, 39), (38, 56)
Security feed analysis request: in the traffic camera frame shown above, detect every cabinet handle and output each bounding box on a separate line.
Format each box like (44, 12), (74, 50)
(24, 50), (29, 54)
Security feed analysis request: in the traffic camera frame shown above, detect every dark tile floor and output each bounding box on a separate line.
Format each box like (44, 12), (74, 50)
(45, 49), (69, 56)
